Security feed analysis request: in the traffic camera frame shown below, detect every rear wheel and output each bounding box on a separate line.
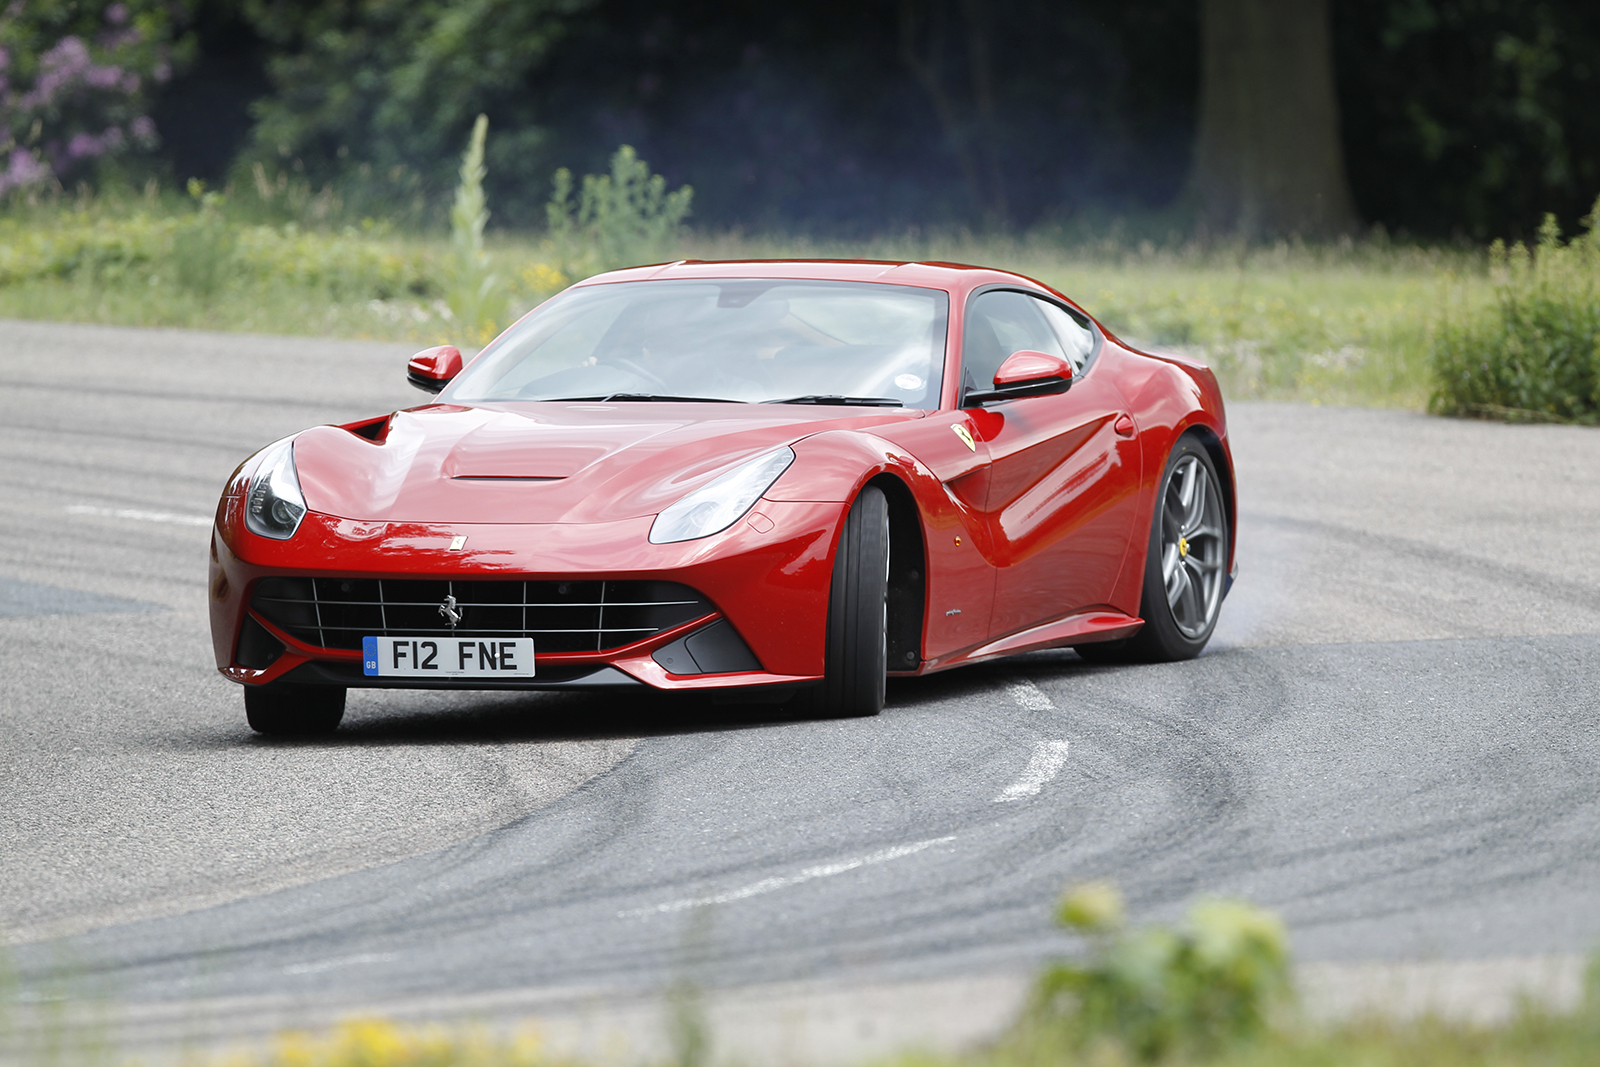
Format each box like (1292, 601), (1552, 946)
(244, 683), (346, 736)
(1076, 433), (1228, 663)
(791, 485), (889, 718)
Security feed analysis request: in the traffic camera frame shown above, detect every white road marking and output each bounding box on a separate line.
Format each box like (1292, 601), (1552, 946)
(619, 835), (957, 918)
(66, 504), (212, 528)
(1008, 679), (1055, 712)
(995, 739), (1072, 802)
(282, 952), (398, 975)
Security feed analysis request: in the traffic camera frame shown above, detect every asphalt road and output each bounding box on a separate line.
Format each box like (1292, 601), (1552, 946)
(3, 320), (1598, 1054)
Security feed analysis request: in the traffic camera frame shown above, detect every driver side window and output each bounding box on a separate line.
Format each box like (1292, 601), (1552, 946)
(961, 290), (1074, 400)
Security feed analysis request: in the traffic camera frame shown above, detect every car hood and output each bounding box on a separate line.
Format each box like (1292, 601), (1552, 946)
(292, 401), (923, 524)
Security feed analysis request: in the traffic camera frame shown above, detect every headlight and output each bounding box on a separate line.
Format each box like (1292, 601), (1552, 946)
(245, 439), (308, 540)
(649, 447), (795, 544)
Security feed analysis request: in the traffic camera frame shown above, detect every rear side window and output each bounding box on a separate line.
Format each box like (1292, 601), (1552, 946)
(1038, 302), (1096, 374)
(962, 289), (1096, 398)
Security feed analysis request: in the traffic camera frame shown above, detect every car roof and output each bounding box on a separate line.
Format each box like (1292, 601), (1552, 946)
(573, 259), (1056, 298)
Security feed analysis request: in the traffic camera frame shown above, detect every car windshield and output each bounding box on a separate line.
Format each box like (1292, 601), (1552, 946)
(443, 279), (949, 408)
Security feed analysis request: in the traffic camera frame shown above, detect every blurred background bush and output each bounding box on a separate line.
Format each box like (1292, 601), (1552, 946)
(7, 0), (1600, 241)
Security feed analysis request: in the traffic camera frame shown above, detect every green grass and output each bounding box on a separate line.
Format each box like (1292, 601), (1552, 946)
(0, 188), (1492, 408)
(17, 995), (1584, 1067)
(917, 1006), (1600, 1067)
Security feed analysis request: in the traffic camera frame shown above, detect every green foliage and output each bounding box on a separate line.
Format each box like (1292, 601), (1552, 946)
(1430, 205), (1600, 424)
(0, 206), (435, 302)
(546, 145), (694, 278)
(1344, 0), (1599, 240)
(240, 0), (589, 208)
(1033, 883), (1292, 1062)
(446, 114), (507, 343)
(172, 179), (236, 296)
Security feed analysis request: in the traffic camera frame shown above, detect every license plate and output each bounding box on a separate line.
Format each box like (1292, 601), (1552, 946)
(362, 637), (535, 678)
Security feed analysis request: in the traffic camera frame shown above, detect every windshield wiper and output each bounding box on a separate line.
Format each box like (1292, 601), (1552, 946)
(538, 393), (745, 403)
(766, 395), (904, 407)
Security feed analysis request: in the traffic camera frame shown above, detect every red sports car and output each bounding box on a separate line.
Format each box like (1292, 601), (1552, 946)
(210, 260), (1235, 734)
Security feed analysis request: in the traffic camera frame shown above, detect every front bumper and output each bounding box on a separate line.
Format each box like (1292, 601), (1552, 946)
(209, 498), (847, 692)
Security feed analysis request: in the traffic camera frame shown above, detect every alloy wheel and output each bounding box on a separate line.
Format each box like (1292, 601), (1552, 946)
(1159, 454), (1226, 639)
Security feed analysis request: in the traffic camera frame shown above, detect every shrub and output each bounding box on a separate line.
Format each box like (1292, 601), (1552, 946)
(546, 145), (693, 279)
(1430, 205), (1600, 423)
(1032, 882), (1293, 1062)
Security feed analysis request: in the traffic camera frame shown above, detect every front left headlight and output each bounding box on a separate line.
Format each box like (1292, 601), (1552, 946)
(649, 447), (795, 544)
(245, 438), (308, 540)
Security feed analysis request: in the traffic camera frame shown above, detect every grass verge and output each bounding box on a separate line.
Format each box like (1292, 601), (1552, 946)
(0, 185), (1493, 409)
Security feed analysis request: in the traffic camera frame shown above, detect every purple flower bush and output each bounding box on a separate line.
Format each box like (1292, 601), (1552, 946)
(0, 1), (189, 195)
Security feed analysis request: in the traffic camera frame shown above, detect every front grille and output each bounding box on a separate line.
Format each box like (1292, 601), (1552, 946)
(251, 577), (711, 654)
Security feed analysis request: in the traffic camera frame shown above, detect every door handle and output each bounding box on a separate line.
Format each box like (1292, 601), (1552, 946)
(1114, 414), (1135, 437)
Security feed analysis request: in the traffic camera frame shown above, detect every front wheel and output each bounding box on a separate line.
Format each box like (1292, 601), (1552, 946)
(244, 683), (346, 736)
(1078, 434), (1228, 663)
(790, 485), (889, 718)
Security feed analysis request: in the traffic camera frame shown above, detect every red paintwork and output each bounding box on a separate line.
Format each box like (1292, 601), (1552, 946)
(209, 259), (1235, 693)
(992, 349), (1072, 386)
(407, 345), (463, 385)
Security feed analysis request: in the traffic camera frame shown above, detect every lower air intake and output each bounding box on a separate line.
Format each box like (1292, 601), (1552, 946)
(250, 578), (711, 654)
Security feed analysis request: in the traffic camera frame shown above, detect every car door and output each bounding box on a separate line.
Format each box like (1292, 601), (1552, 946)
(960, 288), (1143, 640)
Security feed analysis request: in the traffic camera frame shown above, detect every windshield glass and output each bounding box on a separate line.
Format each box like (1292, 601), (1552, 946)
(444, 279), (949, 407)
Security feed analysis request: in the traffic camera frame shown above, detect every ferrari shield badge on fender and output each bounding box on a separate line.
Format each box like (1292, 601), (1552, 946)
(952, 424), (976, 451)
(449, 535), (467, 550)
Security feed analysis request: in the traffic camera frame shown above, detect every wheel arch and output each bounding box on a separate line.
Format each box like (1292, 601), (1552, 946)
(864, 472), (927, 672)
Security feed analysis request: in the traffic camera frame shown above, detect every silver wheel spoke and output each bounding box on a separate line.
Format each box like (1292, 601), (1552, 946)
(1176, 459), (1198, 514)
(1166, 555), (1191, 609)
(1176, 567), (1202, 625)
(1162, 543), (1183, 587)
(1182, 464), (1209, 531)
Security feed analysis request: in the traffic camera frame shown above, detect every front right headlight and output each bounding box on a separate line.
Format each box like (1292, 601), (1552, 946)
(245, 439), (308, 540)
(649, 447), (795, 544)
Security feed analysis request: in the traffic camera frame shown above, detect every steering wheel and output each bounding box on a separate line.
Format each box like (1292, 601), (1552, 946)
(596, 356), (667, 389)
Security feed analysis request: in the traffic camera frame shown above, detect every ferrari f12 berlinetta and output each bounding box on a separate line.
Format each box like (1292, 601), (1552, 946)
(210, 260), (1235, 734)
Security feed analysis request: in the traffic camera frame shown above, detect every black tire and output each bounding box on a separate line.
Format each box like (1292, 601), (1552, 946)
(1075, 433), (1229, 664)
(790, 485), (890, 718)
(244, 683), (346, 736)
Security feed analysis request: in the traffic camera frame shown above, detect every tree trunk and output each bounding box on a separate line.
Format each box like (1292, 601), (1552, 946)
(1187, 0), (1359, 238)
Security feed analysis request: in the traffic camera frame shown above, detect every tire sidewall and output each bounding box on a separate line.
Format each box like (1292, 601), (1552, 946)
(809, 485), (889, 717)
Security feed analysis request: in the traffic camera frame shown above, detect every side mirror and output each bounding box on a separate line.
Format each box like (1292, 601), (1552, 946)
(964, 349), (1074, 405)
(407, 345), (463, 393)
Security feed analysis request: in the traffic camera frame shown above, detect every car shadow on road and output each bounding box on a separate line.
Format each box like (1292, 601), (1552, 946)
(223, 646), (1180, 749)
(253, 688), (789, 748)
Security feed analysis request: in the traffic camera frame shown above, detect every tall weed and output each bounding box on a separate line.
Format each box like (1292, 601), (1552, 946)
(445, 115), (508, 344)
(172, 180), (236, 296)
(547, 146), (693, 278)
(1431, 204), (1600, 423)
